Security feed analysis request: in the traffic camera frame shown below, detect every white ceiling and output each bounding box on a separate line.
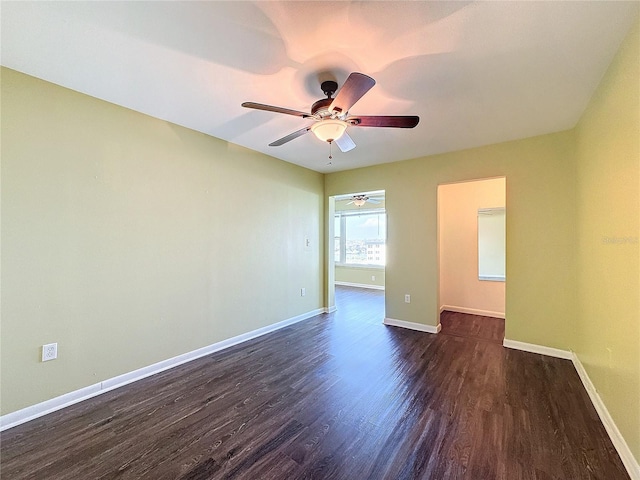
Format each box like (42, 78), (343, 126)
(2, 1), (638, 173)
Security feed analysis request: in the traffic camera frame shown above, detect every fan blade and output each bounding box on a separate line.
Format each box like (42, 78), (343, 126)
(269, 126), (311, 146)
(329, 73), (375, 114)
(348, 115), (419, 128)
(334, 132), (356, 152)
(242, 102), (310, 118)
(346, 201), (355, 205)
(368, 198), (381, 204)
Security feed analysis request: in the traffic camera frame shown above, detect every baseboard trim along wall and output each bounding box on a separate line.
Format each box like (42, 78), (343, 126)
(502, 338), (573, 359)
(383, 317), (441, 334)
(0, 307), (326, 432)
(440, 305), (505, 319)
(335, 281), (385, 290)
(503, 338), (639, 480)
(502, 338), (573, 360)
(572, 353), (640, 480)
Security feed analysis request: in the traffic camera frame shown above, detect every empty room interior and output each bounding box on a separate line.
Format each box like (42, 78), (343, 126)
(1, 2), (639, 479)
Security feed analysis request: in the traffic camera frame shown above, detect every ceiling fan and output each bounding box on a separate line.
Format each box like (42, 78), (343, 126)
(241, 72), (419, 153)
(347, 194), (381, 206)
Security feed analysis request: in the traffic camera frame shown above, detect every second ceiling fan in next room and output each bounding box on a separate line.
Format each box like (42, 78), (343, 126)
(241, 72), (420, 154)
(347, 195), (381, 207)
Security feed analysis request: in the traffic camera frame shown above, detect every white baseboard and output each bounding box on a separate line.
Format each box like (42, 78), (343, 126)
(440, 304), (505, 319)
(383, 317), (441, 334)
(0, 307), (326, 432)
(325, 305), (337, 313)
(335, 281), (385, 290)
(571, 354), (640, 480)
(502, 338), (573, 359)
(503, 338), (639, 479)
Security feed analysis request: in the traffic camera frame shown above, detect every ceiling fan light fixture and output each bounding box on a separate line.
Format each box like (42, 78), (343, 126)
(311, 119), (348, 143)
(353, 199), (367, 206)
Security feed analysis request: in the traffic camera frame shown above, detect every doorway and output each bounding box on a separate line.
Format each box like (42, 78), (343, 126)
(437, 178), (506, 326)
(328, 190), (386, 315)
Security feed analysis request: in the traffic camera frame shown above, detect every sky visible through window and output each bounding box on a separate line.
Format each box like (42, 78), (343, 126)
(345, 214), (385, 240)
(335, 211), (386, 266)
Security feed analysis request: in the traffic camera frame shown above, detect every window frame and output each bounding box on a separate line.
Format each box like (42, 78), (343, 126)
(477, 207), (506, 282)
(334, 209), (387, 269)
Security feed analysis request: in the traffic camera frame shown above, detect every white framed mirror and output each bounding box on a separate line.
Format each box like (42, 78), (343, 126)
(478, 207), (505, 281)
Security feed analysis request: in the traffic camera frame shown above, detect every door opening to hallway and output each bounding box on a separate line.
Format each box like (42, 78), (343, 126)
(438, 177), (506, 335)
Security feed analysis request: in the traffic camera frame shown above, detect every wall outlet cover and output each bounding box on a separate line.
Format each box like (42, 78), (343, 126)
(42, 343), (58, 362)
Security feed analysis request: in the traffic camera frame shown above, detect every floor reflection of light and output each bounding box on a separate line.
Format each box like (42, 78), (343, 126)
(316, 286), (432, 432)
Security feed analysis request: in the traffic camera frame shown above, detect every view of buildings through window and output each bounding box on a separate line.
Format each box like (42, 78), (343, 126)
(334, 211), (386, 266)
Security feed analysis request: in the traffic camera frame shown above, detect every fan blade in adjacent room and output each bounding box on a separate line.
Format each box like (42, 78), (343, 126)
(268, 126), (311, 146)
(329, 73), (375, 114)
(334, 132), (356, 152)
(242, 102), (310, 118)
(348, 115), (420, 128)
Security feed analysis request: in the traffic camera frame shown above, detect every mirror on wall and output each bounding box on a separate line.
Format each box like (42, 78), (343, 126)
(478, 207), (506, 281)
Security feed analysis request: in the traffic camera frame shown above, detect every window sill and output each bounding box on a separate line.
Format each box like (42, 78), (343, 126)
(479, 275), (505, 282)
(335, 264), (385, 270)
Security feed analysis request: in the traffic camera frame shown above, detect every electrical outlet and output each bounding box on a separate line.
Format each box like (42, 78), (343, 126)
(405, 294), (411, 303)
(42, 343), (58, 362)
(371, 275), (376, 281)
(301, 287), (306, 297)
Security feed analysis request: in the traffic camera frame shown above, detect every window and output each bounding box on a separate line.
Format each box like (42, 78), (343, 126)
(334, 210), (386, 266)
(334, 215), (341, 263)
(478, 207), (505, 281)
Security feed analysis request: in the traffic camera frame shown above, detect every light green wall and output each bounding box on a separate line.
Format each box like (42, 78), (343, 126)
(575, 17), (640, 461)
(1, 68), (325, 414)
(335, 266), (385, 288)
(326, 132), (577, 348)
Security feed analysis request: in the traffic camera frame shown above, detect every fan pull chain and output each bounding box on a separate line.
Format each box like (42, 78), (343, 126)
(328, 141), (333, 161)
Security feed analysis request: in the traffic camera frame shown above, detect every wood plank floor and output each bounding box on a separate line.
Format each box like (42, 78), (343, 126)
(440, 310), (505, 345)
(1, 286), (629, 479)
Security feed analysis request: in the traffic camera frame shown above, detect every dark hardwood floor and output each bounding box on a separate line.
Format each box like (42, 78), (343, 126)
(440, 310), (505, 345)
(1, 286), (629, 479)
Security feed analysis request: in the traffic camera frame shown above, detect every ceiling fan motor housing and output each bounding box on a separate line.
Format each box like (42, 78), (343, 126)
(313, 80), (340, 118)
(311, 98), (333, 117)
